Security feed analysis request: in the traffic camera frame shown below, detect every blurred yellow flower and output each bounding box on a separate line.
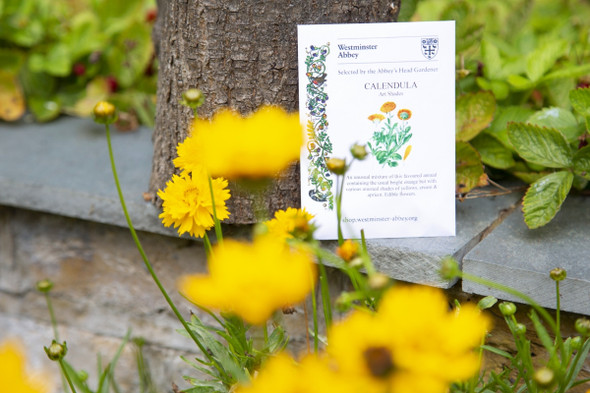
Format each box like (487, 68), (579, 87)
(174, 106), (303, 179)
(157, 166), (230, 238)
(380, 102), (397, 113)
(263, 208), (314, 242)
(327, 285), (490, 393)
(336, 239), (360, 262)
(0, 339), (49, 393)
(179, 237), (316, 325)
(236, 352), (358, 393)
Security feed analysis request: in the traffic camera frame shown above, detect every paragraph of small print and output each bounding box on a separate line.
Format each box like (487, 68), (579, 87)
(344, 172), (438, 198)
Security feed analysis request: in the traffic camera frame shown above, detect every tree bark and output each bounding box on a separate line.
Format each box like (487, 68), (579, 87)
(150, 0), (401, 224)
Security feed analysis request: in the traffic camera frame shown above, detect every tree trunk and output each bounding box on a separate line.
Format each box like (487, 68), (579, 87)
(150, 0), (401, 224)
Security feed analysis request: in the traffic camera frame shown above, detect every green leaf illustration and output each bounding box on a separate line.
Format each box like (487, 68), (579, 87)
(507, 122), (572, 168)
(569, 87), (590, 118)
(522, 171), (573, 229)
(456, 90), (496, 142)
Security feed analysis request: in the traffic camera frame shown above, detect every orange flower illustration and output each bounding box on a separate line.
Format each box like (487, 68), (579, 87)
(380, 102), (397, 113)
(398, 109), (412, 120)
(368, 114), (385, 122)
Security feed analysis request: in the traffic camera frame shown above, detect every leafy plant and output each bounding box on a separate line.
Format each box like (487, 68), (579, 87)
(414, 0), (590, 228)
(0, 0), (157, 126)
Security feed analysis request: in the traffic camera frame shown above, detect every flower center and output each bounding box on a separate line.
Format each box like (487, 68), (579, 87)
(363, 346), (394, 378)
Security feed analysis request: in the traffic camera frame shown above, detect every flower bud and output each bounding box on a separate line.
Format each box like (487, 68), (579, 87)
(550, 267), (566, 282)
(576, 318), (590, 336)
(326, 158), (346, 175)
(77, 370), (89, 382)
(180, 88), (205, 109)
(93, 101), (117, 124)
(571, 336), (583, 350)
(533, 367), (555, 388)
(514, 323), (526, 336)
(350, 144), (368, 160)
(44, 340), (67, 361)
(499, 302), (517, 317)
(336, 240), (360, 263)
(36, 279), (54, 293)
(439, 257), (461, 280)
(368, 273), (389, 290)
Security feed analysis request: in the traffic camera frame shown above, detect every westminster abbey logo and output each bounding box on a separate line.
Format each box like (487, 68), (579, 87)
(421, 37), (439, 60)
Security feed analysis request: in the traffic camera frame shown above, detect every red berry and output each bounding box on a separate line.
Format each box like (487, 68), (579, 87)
(73, 63), (86, 76)
(106, 76), (119, 93)
(146, 8), (157, 23)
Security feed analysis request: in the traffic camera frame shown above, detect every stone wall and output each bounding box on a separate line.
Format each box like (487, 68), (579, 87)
(2, 205), (590, 392)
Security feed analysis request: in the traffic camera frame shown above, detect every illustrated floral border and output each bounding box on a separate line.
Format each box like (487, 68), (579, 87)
(304, 43), (334, 210)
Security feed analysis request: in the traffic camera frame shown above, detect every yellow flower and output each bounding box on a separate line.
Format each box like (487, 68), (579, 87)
(157, 166), (230, 237)
(367, 113), (385, 122)
(397, 109), (412, 120)
(380, 102), (397, 113)
(0, 339), (50, 393)
(263, 208), (315, 242)
(174, 106), (303, 179)
(325, 157), (346, 175)
(179, 236), (317, 325)
(327, 285), (490, 393)
(236, 353), (359, 393)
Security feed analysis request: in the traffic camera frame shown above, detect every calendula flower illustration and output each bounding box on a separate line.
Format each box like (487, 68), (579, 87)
(157, 166), (230, 238)
(368, 113), (385, 122)
(174, 106), (303, 179)
(327, 285), (490, 393)
(263, 207), (315, 242)
(398, 109), (412, 120)
(179, 236), (317, 325)
(0, 339), (50, 393)
(380, 101), (397, 113)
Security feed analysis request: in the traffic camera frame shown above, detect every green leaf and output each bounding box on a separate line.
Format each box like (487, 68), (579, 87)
(573, 145), (590, 178)
(543, 63), (590, 82)
(481, 38), (503, 79)
(522, 171), (573, 229)
(526, 39), (567, 82)
(477, 296), (498, 311)
(456, 91), (496, 142)
(28, 43), (72, 77)
(527, 107), (580, 143)
(487, 106), (535, 149)
(528, 310), (556, 359)
(456, 141), (484, 194)
(570, 87), (590, 117)
(397, 0), (418, 22)
(511, 170), (550, 184)
(471, 133), (515, 169)
(28, 96), (61, 122)
(508, 122), (572, 168)
(481, 344), (513, 359)
(507, 74), (534, 91)
(106, 21), (153, 88)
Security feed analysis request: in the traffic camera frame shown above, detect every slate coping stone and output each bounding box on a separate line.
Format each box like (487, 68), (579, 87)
(2, 116), (587, 305)
(463, 195), (590, 315)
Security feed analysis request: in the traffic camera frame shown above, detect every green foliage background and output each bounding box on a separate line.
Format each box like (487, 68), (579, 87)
(0, 0), (157, 126)
(404, 0), (590, 228)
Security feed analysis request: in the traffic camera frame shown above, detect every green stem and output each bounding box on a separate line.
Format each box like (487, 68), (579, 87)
(461, 270), (557, 334)
(203, 232), (213, 257)
(208, 176), (224, 246)
(318, 259), (332, 328)
(336, 175), (344, 245)
(59, 359), (78, 393)
(105, 124), (225, 377)
(45, 293), (60, 341)
(311, 281), (319, 353)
